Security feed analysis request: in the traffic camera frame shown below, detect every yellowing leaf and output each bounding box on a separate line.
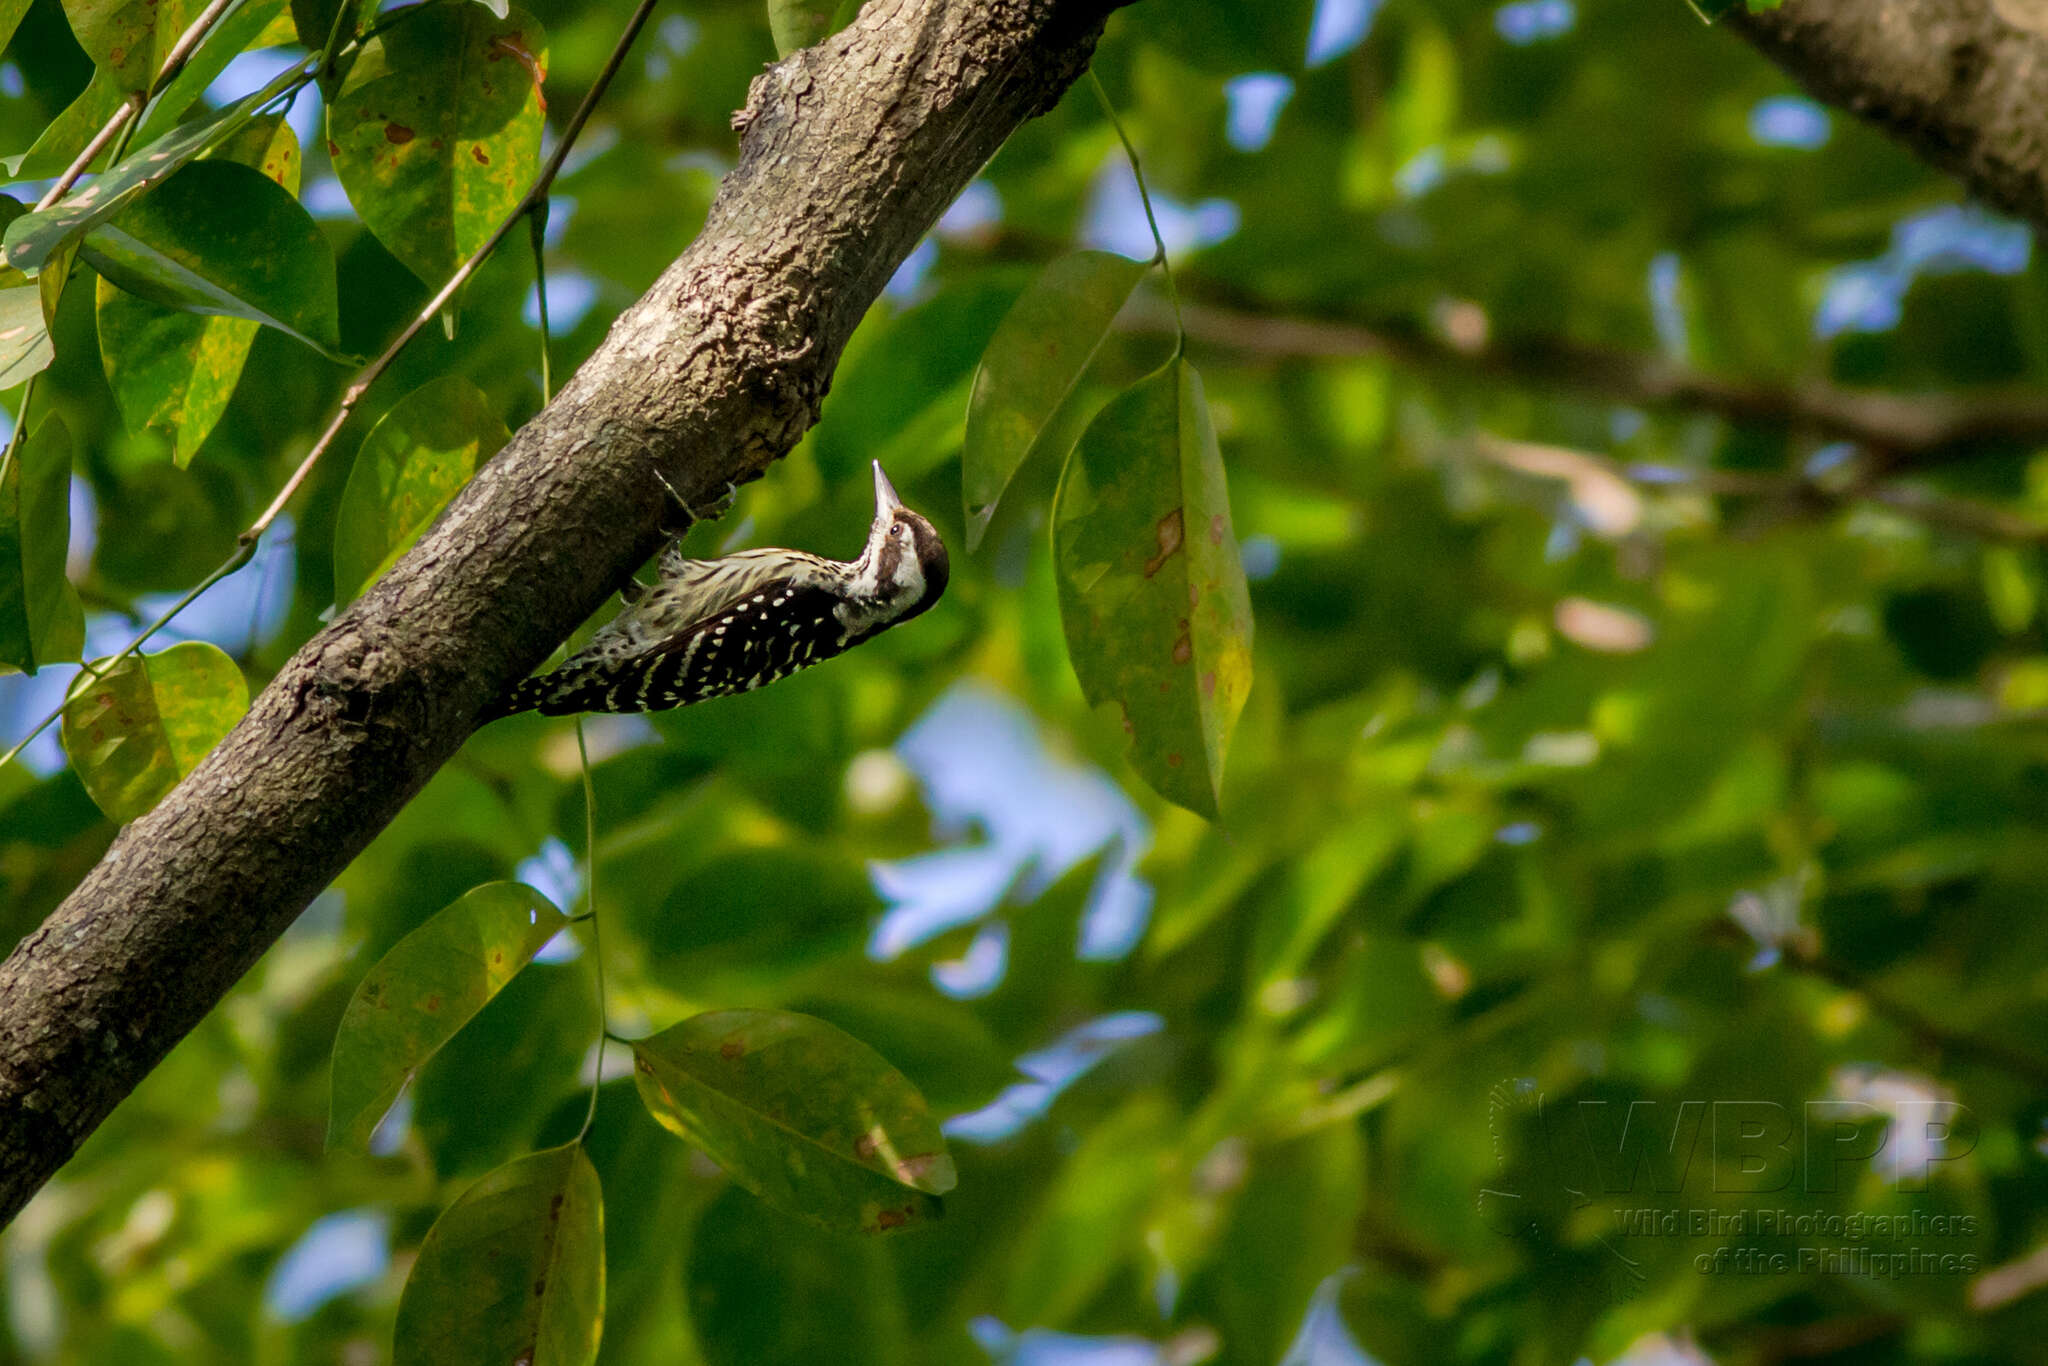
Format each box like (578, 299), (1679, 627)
(59, 641), (249, 822)
(332, 375), (508, 604)
(97, 117), (305, 467)
(328, 881), (571, 1152)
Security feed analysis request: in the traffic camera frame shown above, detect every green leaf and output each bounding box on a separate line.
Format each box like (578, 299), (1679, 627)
(0, 0), (29, 56)
(1004, 1092), (1175, 1325)
(332, 375), (508, 604)
(4, 195), (78, 330)
(1, 70), (124, 180)
(1052, 358), (1254, 818)
(96, 118), (303, 467)
(393, 1142), (605, 1366)
(963, 250), (1149, 550)
(0, 284), (53, 389)
(327, 4), (547, 289)
(79, 158), (343, 356)
(631, 1008), (955, 1235)
(5, 71), (307, 277)
(59, 641), (250, 822)
(1212, 1126), (1366, 1365)
(9, 0), (272, 185)
(767, 0), (863, 57)
(686, 1185), (911, 1366)
(0, 414), (84, 674)
(328, 880), (571, 1152)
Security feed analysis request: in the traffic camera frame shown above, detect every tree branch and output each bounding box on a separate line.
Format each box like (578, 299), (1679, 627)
(0, 0), (1128, 1229)
(1728, 0), (2048, 236)
(1123, 295), (2048, 465)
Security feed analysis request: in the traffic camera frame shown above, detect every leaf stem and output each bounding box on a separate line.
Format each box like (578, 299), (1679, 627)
(575, 718), (607, 1143)
(1088, 68), (1184, 351)
(529, 204), (553, 405)
(244, 0), (660, 544)
(317, 0), (358, 85)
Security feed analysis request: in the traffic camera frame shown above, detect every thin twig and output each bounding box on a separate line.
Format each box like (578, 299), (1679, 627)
(28, 0), (248, 217)
(29, 95), (144, 214)
(316, 0), (358, 85)
(149, 0), (247, 99)
(529, 205), (553, 405)
(245, 0), (661, 544)
(1088, 69), (1184, 347)
(574, 718), (607, 1144)
(1473, 430), (2048, 546)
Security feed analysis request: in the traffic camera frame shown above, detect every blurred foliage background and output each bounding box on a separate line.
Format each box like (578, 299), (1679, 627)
(8, 0), (2048, 1362)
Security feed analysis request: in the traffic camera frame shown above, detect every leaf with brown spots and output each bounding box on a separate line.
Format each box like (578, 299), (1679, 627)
(327, 881), (570, 1152)
(393, 1142), (603, 1366)
(58, 640), (247, 821)
(327, 4), (547, 289)
(1053, 358), (1253, 818)
(632, 1009), (954, 1234)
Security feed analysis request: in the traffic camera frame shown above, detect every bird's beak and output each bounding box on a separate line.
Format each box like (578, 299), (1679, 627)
(872, 460), (903, 517)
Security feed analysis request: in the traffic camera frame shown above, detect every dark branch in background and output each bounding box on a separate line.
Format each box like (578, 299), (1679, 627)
(1790, 948), (2048, 1090)
(1729, 0), (2048, 240)
(0, 0), (1130, 1229)
(1473, 432), (2048, 545)
(1121, 295), (2048, 468)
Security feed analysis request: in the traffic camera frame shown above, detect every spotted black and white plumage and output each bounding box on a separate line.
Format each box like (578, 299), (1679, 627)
(480, 462), (948, 721)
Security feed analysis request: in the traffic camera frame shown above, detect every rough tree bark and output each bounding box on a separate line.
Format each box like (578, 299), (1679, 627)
(0, 0), (1130, 1229)
(1729, 0), (2048, 237)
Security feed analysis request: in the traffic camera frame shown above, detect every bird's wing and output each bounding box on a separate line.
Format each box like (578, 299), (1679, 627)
(577, 549), (832, 664)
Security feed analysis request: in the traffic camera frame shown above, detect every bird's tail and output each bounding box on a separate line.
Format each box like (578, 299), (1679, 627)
(476, 676), (550, 723)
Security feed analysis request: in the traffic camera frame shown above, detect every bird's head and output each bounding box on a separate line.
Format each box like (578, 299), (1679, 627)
(859, 461), (949, 622)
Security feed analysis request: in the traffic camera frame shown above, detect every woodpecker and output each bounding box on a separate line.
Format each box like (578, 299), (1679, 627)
(481, 462), (948, 721)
